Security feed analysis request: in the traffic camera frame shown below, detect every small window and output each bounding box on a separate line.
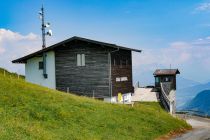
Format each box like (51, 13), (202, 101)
(77, 54), (81, 66)
(113, 59), (116, 66)
(122, 59), (126, 65)
(165, 77), (169, 82)
(126, 59), (131, 65)
(121, 77), (128, 81)
(81, 54), (85, 66)
(116, 77), (121, 82)
(77, 54), (85, 66)
(126, 59), (128, 66)
(113, 56), (120, 66)
(39, 61), (43, 70)
(155, 77), (160, 83)
(120, 59), (126, 68)
(120, 60), (123, 68)
(116, 77), (128, 82)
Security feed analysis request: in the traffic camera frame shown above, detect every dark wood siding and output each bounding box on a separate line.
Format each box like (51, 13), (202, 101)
(111, 50), (134, 96)
(55, 41), (110, 98)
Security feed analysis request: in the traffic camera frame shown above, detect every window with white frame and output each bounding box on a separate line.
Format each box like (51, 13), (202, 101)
(121, 77), (128, 81)
(116, 77), (121, 82)
(116, 77), (128, 82)
(77, 54), (85, 66)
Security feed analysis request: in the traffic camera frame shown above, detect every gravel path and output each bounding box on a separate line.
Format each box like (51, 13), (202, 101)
(172, 115), (210, 140)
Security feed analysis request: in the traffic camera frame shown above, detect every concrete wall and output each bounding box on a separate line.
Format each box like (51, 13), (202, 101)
(25, 51), (56, 89)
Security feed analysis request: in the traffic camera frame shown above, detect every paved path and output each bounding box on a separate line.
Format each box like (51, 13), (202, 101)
(131, 88), (158, 102)
(172, 115), (210, 140)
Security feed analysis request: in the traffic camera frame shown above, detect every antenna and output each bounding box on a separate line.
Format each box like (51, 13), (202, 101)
(170, 64), (171, 69)
(39, 5), (52, 49)
(38, 5), (52, 78)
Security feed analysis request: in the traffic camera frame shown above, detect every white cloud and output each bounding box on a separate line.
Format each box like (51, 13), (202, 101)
(196, 2), (210, 11)
(0, 47), (5, 54)
(193, 36), (210, 45)
(0, 28), (41, 74)
(133, 41), (192, 69)
(2, 28), (210, 83)
(0, 29), (38, 43)
(170, 41), (190, 49)
(132, 37), (210, 83)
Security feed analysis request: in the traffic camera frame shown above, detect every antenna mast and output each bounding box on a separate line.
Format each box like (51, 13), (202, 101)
(41, 5), (46, 49)
(39, 5), (52, 78)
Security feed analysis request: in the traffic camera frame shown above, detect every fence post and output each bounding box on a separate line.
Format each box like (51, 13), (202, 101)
(67, 87), (69, 93)
(92, 90), (95, 99)
(123, 95), (125, 104)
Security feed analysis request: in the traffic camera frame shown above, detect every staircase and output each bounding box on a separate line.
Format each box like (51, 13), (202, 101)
(160, 82), (176, 114)
(132, 88), (159, 102)
(132, 81), (176, 114)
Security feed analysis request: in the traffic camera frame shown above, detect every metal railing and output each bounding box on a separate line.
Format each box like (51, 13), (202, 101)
(160, 83), (170, 105)
(160, 82), (175, 114)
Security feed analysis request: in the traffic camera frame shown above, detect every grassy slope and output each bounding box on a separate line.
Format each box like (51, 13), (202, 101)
(0, 69), (191, 140)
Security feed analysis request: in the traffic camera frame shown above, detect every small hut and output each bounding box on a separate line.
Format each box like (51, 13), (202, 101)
(153, 69), (180, 90)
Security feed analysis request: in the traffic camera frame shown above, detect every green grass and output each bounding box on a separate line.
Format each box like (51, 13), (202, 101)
(0, 68), (24, 79)
(0, 68), (191, 140)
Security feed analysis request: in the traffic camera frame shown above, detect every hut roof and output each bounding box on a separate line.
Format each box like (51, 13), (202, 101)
(12, 36), (142, 63)
(153, 69), (180, 76)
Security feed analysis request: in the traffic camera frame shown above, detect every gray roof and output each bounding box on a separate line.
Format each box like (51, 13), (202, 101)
(153, 69), (180, 76)
(12, 36), (142, 63)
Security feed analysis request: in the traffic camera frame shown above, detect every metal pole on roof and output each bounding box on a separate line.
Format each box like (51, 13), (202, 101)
(109, 47), (120, 103)
(41, 5), (46, 49)
(39, 5), (52, 79)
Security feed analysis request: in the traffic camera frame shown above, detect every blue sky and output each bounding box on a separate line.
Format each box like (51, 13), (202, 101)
(1, 0), (210, 85)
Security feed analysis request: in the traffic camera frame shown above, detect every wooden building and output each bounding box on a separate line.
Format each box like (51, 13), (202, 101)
(153, 69), (180, 90)
(12, 36), (141, 102)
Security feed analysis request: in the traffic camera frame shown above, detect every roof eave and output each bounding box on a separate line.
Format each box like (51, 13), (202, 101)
(12, 36), (142, 63)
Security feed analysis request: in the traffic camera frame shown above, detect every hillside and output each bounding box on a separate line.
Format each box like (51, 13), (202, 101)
(0, 68), (24, 79)
(0, 69), (190, 140)
(182, 90), (210, 117)
(176, 82), (210, 109)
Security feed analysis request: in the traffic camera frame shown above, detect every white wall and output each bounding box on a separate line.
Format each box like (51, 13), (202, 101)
(25, 51), (56, 89)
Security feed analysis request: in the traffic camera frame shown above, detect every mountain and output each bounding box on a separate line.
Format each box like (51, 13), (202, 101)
(182, 90), (210, 116)
(0, 68), (190, 139)
(176, 82), (210, 109)
(176, 77), (201, 90)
